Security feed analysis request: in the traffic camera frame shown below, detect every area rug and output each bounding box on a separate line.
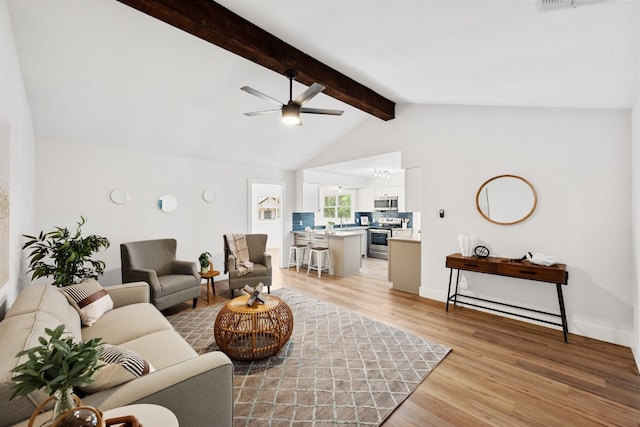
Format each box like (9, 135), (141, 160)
(166, 289), (451, 426)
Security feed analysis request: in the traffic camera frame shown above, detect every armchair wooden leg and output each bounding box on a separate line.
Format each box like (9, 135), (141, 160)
(192, 298), (197, 308)
(267, 285), (271, 294)
(231, 289), (235, 298)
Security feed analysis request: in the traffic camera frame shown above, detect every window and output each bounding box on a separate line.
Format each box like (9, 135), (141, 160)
(323, 193), (352, 220)
(257, 196), (280, 220)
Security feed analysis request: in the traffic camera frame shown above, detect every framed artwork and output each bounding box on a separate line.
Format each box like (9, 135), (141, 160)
(0, 117), (9, 286)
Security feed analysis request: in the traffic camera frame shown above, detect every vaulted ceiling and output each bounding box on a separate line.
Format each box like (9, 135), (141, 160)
(7, 0), (639, 174)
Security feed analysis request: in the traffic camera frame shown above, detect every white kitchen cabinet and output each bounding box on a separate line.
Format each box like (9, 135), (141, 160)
(375, 186), (400, 198)
(302, 182), (320, 212)
(357, 188), (375, 211)
(404, 167), (421, 212)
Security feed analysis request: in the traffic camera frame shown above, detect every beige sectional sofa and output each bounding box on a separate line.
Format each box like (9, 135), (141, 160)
(0, 283), (233, 427)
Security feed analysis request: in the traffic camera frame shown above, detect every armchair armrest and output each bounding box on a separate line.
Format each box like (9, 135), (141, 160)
(124, 268), (160, 295)
(104, 282), (150, 307)
(226, 254), (238, 277)
(172, 260), (198, 276)
(262, 253), (272, 271)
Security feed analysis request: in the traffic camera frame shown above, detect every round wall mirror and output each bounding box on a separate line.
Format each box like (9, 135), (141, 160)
(158, 195), (178, 212)
(476, 174), (537, 225)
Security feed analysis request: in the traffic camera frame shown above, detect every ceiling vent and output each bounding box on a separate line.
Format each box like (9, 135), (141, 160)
(541, 0), (576, 8)
(541, 0), (610, 10)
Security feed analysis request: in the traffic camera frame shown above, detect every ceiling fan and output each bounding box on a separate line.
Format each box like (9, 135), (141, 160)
(241, 70), (344, 126)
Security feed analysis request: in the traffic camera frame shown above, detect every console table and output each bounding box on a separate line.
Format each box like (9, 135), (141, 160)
(446, 253), (569, 342)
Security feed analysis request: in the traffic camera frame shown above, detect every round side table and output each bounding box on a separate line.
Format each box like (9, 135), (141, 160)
(214, 294), (293, 361)
(102, 404), (178, 427)
(199, 270), (220, 302)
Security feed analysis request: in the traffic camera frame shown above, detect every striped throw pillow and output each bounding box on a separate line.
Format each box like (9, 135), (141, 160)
(79, 344), (155, 394)
(59, 279), (114, 326)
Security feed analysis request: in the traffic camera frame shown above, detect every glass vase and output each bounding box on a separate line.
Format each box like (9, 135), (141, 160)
(45, 388), (75, 426)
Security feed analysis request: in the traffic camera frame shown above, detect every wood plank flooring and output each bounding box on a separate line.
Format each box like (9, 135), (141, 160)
(186, 253), (640, 426)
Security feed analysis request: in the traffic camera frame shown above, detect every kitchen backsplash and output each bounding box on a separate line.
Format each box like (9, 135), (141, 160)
(293, 211), (413, 229)
(292, 212), (315, 231)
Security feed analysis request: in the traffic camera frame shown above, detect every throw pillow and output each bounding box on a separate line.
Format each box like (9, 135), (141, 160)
(79, 344), (155, 394)
(59, 279), (114, 326)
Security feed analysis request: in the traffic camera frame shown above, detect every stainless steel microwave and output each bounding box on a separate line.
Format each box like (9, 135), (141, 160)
(374, 196), (398, 211)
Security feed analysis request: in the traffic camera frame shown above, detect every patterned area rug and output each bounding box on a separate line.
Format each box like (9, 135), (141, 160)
(166, 289), (451, 426)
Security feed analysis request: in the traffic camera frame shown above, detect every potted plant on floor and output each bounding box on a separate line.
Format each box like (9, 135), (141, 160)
(10, 324), (103, 425)
(22, 216), (110, 287)
(199, 252), (212, 273)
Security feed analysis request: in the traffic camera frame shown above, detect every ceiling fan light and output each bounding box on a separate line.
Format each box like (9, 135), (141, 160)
(282, 103), (301, 126)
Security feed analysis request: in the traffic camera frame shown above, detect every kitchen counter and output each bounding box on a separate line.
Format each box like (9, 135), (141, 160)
(388, 232), (421, 243)
(388, 236), (421, 294)
(292, 231), (362, 277)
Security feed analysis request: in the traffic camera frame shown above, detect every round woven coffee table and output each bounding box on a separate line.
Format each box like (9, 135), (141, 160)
(214, 294), (293, 361)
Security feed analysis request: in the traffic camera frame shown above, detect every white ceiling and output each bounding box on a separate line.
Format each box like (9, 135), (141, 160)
(7, 0), (639, 175)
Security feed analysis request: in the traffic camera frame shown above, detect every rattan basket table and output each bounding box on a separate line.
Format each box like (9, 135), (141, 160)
(214, 294), (293, 361)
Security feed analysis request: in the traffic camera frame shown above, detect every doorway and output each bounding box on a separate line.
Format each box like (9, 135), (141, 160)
(248, 181), (284, 250)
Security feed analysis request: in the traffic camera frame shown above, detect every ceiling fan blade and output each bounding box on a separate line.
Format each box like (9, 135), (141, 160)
(294, 83), (325, 106)
(300, 107), (344, 116)
(244, 109), (281, 116)
(240, 86), (283, 107)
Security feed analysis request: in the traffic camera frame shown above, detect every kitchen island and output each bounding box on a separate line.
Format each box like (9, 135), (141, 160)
(292, 230), (362, 277)
(388, 233), (421, 294)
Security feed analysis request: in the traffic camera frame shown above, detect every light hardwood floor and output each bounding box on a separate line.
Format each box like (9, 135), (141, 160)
(190, 252), (640, 426)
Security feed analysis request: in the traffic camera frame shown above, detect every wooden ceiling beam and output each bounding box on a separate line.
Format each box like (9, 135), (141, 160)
(116, 0), (395, 121)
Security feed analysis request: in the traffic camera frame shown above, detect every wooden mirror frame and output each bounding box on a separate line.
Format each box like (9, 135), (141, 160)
(475, 174), (537, 225)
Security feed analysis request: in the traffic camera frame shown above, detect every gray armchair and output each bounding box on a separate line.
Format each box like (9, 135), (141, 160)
(120, 239), (200, 310)
(223, 234), (272, 298)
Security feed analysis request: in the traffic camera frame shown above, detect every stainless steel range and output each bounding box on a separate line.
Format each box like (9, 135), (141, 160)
(367, 217), (402, 260)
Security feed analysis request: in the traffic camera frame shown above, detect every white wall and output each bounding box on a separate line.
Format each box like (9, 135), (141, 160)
(632, 98), (640, 368)
(305, 104), (633, 346)
(0, 0), (35, 317)
(34, 138), (294, 284)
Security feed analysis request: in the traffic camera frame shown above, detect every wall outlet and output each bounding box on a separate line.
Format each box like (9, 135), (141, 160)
(459, 274), (469, 289)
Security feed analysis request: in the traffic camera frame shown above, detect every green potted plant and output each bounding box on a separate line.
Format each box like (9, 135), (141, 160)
(10, 324), (103, 424)
(22, 216), (110, 287)
(199, 251), (212, 273)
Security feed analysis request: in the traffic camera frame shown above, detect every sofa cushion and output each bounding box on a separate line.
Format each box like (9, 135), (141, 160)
(81, 303), (173, 345)
(5, 284), (82, 340)
(78, 344), (155, 395)
(59, 279), (114, 326)
(117, 330), (198, 370)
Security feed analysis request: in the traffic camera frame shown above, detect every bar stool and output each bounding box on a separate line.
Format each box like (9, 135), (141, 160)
(307, 247), (333, 278)
(288, 244), (308, 272)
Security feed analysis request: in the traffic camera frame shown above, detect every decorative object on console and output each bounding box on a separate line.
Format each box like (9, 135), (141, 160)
(525, 252), (559, 266)
(474, 245), (490, 258)
(458, 234), (477, 257)
(10, 325), (103, 426)
(198, 252), (212, 273)
(22, 216), (110, 287)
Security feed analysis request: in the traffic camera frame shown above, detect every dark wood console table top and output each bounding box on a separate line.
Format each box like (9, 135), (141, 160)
(446, 253), (569, 342)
